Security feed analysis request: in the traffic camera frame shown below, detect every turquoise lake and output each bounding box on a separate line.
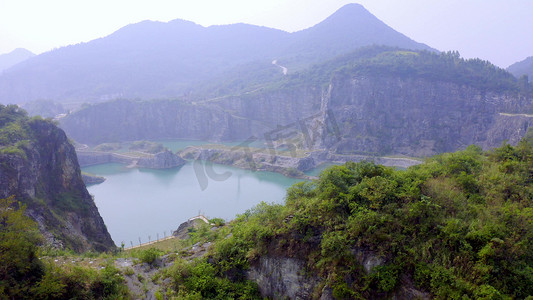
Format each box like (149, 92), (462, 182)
(82, 162), (301, 247)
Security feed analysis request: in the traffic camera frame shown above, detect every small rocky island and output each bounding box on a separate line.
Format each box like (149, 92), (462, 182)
(81, 172), (106, 185)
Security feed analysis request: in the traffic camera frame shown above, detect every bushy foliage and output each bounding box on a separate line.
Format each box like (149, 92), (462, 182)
(209, 217), (226, 227)
(136, 248), (163, 266)
(195, 141), (533, 298)
(0, 197), (129, 299)
(162, 258), (259, 299)
(0, 197), (44, 298)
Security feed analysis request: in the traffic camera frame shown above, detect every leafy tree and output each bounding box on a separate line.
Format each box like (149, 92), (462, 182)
(0, 197), (44, 298)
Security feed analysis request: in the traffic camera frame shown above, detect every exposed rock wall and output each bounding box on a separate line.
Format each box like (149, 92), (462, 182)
(0, 120), (115, 252)
(61, 99), (270, 145)
(247, 256), (321, 299)
(61, 74), (533, 159)
(247, 249), (429, 299)
(322, 75), (533, 156)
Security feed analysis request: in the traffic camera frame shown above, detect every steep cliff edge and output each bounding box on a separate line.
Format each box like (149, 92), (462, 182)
(0, 105), (115, 252)
(322, 75), (533, 157)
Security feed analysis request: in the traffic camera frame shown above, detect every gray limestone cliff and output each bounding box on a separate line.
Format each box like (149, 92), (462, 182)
(321, 75), (533, 157)
(59, 55), (533, 160)
(247, 256), (320, 299)
(246, 247), (428, 299)
(0, 116), (115, 252)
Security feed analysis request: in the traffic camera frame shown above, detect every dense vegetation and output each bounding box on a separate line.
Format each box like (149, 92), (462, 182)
(282, 46), (532, 95)
(342, 50), (531, 94)
(0, 197), (129, 299)
(2, 139), (532, 298)
(154, 139), (532, 298)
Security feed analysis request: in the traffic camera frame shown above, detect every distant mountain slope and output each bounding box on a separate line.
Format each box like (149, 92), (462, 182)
(0, 48), (35, 73)
(285, 3), (431, 69)
(0, 4), (432, 104)
(508, 56), (533, 82)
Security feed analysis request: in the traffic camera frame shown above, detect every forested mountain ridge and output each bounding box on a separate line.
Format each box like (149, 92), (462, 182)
(0, 104), (114, 252)
(0, 4), (431, 104)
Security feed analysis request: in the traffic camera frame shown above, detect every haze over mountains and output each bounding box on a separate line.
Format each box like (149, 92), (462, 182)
(1, 3), (533, 298)
(0, 48), (35, 73)
(508, 56), (533, 82)
(0, 4), (431, 104)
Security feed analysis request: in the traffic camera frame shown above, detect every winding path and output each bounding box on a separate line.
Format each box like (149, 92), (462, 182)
(272, 59), (288, 75)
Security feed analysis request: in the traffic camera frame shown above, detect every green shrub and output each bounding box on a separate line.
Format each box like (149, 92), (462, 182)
(137, 248), (162, 266)
(209, 218), (225, 226)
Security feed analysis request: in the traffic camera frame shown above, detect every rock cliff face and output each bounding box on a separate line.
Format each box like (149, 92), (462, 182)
(59, 47), (533, 160)
(246, 246), (428, 299)
(247, 256), (320, 299)
(0, 118), (115, 252)
(321, 75), (533, 156)
(61, 99), (268, 144)
(61, 73), (533, 160)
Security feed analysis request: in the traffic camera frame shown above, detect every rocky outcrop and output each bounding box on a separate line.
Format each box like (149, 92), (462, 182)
(483, 113), (533, 147)
(180, 146), (318, 178)
(321, 75), (533, 156)
(77, 149), (186, 169)
(172, 217), (210, 240)
(137, 150), (186, 169)
(0, 118), (115, 252)
(180, 146), (423, 175)
(247, 248), (428, 299)
(60, 99), (269, 145)
(81, 172), (106, 185)
(60, 66), (533, 159)
(247, 256), (321, 299)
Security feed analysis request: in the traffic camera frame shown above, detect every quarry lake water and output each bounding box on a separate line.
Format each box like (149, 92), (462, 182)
(82, 162), (301, 247)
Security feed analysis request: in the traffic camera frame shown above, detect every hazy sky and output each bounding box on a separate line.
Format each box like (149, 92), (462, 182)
(0, 0), (531, 67)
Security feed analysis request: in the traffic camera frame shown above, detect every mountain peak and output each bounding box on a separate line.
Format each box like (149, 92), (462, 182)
(308, 3), (385, 31)
(332, 3), (368, 14)
(11, 48), (35, 55)
(290, 3), (432, 63)
(0, 48), (35, 72)
(0, 4), (432, 103)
